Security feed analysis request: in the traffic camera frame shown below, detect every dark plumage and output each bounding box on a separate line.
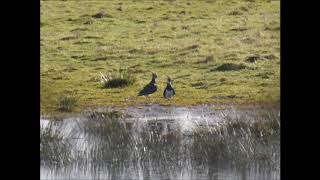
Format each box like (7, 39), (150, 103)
(163, 76), (175, 99)
(138, 73), (158, 96)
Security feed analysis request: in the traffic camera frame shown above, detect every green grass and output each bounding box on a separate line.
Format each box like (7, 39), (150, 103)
(41, 0), (280, 114)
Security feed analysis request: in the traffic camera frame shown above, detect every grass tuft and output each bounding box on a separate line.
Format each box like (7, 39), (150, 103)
(100, 71), (136, 88)
(92, 11), (110, 18)
(196, 55), (214, 64)
(220, 77), (227, 82)
(40, 122), (72, 166)
(57, 94), (77, 112)
(212, 63), (247, 71)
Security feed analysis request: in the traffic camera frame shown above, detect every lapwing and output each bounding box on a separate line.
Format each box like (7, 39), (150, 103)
(163, 76), (175, 99)
(138, 72), (158, 96)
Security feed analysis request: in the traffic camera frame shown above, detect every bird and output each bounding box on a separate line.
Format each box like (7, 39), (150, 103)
(138, 72), (158, 96)
(163, 76), (175, 99)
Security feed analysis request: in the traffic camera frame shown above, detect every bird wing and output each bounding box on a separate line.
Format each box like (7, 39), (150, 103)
(138, 83), (157, 96)
(163, 87), (167, 97)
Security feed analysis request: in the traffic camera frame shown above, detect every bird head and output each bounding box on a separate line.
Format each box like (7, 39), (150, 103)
(152, 72), (158, 79)
(151, 72), (158, 83)
(167, 76), (173, 84)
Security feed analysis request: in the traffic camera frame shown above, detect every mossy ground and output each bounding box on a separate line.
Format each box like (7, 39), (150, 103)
(41, 0), (280, 114)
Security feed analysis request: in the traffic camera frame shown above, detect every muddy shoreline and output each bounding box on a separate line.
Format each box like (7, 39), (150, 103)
(41, 103), (280, 120)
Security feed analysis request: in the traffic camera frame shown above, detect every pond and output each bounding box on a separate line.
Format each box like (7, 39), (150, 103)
(40, 105), (280, 180)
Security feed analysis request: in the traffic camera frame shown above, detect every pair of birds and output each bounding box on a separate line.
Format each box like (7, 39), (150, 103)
(138, 73), (175, 99)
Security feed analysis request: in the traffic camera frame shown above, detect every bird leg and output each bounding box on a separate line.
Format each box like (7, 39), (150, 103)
(148, 95), (151, 105)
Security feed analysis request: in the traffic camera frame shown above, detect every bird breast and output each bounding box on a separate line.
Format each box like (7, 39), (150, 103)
(165, 89), (174, 98)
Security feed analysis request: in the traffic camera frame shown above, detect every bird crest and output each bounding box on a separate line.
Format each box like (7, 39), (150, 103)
(152, 72), (158, 78)
(167, 76), (173, 83)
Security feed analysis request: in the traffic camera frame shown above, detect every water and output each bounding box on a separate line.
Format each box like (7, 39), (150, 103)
(40, 105), (280, 180)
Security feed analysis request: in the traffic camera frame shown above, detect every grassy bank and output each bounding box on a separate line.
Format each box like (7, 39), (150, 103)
(41, 0), (280, 114)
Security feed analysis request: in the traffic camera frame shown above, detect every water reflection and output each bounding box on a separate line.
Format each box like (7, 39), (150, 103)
(40, 106), (280, 180)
